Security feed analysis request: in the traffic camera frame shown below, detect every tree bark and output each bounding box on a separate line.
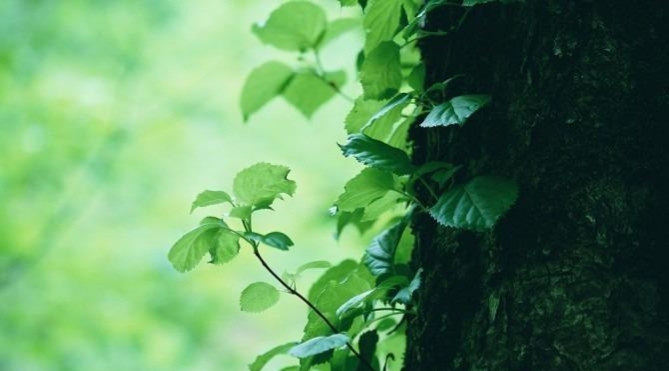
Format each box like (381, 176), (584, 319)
(404, 1), (669, 370)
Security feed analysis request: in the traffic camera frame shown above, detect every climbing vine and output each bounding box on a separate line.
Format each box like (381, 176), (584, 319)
(168, 0), (520, 370)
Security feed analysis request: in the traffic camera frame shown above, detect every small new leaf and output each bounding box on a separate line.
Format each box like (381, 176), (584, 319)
(289, 334), (350, 358)
(429, 176), (518, 230)
(339, 133), (414, 175)
(241, 61), (294, 121)
(240, 282), (280, 313)
(420, 95), (491, 127)
(252, 1), (327, 52)
(233, 163), (296, 207)
(191, 190), (233, 213)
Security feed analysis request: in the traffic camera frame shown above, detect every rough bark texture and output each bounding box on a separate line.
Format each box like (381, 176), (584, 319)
(404, 1), (669, 370)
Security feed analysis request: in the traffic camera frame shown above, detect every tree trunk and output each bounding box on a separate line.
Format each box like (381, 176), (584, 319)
(404, 1), (669, 370)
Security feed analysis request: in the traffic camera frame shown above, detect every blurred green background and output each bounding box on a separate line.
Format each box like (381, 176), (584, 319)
(0, 1), (368, 370)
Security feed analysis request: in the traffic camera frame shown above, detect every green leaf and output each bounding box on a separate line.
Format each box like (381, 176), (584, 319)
(356, 331), (380, 371)
(302, 263), (373, 344)
(283, 69), (346, 118)
(407, 64), (425, 91)
(168, 218), (223, 273)
(331, 350), (358, 371)
(401, 0), (420, 23)
(249, 342), (298, 371)
(240, 282), (280, 313)
(233, 163), (296, 207)
(243, 231), (293, 251)
(420, 95), (491, 127)
(296, 260), (332, 275)
(229, 205), (252, 220)
(432, 165), (463, 188)
(364, 220), (408, 276)
(319, 18), (360, 46)
(241, 61), (294, 121)
(360, 42), (402, 100)
(261, 232), (294, 251)
(355, 330), (385, 371)
(363, 0), (403, 53)
(307, 260), (358, 302)
(252, 1), (327, 51)
(413, 161), (454, 177)
(429, 176), (518, 230)
(339, 133), (414, 175)
(335, 168), (396, 212)
(386, 117), (412, 149)
(413, 162), (462, 188)
(289, 334), (350, 358)
(190, 190), (233, 213)
(424, 74), (464, 95)
(209, 230), (241, 265)
(375, 318), (397, 332)
(361, 191), (405, 222)
(345, 97), (406, 145)
(391, 268), (422, 304)
(361, 93), (411, 134)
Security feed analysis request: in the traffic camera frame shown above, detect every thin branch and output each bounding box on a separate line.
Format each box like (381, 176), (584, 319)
(253, 248), (376, 371)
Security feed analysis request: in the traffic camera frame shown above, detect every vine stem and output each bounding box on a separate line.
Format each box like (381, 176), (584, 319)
(252, 247), (376, 371)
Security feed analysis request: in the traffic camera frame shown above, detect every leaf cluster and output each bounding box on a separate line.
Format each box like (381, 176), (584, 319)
(168, 1), (524, 370)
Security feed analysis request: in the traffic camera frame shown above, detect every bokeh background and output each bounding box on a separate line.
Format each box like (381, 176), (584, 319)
(0, 1), (369, 369)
